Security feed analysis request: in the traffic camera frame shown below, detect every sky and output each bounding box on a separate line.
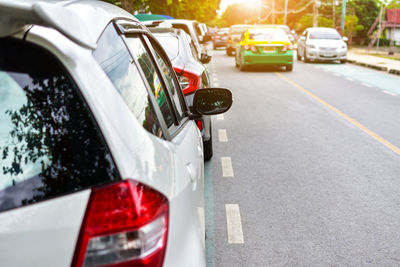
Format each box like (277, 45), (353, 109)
(218, 0), (260, 15)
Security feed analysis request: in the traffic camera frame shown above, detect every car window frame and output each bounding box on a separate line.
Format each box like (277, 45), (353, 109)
(117, 21), (191, 139)
(95, 21), (172, 140)
(142, 34), (187, 120)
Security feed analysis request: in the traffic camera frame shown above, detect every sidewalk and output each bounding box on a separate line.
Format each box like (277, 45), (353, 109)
(347, 48), (400, 76)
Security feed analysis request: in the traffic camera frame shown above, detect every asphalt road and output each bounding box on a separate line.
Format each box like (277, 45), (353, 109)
(205, 50), (400, 266)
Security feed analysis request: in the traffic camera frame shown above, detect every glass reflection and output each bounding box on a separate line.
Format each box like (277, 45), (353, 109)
(0, 38), (118, 212)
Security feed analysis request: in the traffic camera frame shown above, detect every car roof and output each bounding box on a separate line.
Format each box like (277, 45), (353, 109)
(230, 24), (251, 28)
(0, 0), (137, 49)
(307, 27), (338, 32)
(143, 19), (197, 26)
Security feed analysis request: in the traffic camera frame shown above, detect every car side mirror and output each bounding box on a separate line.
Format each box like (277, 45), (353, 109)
(192, 88), (232, 116)
(342, 36), (348, 42)
(200, 53), (212, 64)
(201, 34), (212, 43)
(300, 36), (306, 41)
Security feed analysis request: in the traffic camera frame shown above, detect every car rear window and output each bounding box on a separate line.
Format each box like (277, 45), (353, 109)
(154, 34), (180, 61)
(0, 38), (119, 212)
(309, 30), (341, 40)
(248, 28), (287, 41)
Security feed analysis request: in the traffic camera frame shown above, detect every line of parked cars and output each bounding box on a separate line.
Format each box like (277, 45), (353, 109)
(0, 1), (231, 267)
(215, 24), (348, 71)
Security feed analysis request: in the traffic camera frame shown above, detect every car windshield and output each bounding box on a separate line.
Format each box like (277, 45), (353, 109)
(0, 38), (118, 212)
(309, 30), (341, 40)
(248, 28), (287, 41)
(154, 34), (180, 60)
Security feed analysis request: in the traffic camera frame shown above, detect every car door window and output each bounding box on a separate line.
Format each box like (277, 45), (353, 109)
(144, 37), (185, 121)
(124, 36), (177, 129)
(93, 23), (165, 138)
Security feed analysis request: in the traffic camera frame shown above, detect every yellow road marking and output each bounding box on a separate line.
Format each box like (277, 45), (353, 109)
(275, 72), (400, 156)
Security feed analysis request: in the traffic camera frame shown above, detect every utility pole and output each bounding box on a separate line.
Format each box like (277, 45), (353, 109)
(376, 2), (383, 50)
(313, 0), (319, 27)
(284, 0), (288, 25)
(332, 0), (336, 28)
(272, 0), (275, 24)
(341, 0), (347, 32)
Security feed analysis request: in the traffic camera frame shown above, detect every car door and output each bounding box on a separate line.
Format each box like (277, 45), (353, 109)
(121, 27), (206, 266)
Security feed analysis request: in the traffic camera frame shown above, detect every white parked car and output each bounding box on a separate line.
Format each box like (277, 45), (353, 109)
(0, 1), (232, 267)
(297, 27), (348, 63)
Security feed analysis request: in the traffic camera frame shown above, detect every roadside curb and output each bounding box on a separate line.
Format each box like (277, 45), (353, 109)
(346, 58), (400, 76)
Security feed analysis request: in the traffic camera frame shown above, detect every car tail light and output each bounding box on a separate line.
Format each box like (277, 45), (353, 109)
(244, 45), (258, 52)
(196, 120), (203, 131)
(72, 180), (169, 267)
(281, 44), (293, 52)
(173, 67), (201, 95)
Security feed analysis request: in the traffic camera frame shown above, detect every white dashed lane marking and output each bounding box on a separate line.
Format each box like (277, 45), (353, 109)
(346, 77), (354, 81)
(218, 129), (228, 142)
(383, 90), (397, 96)
(225, 204), (244, 244)
(221, 157), (234, 177)
(362, 82), (373, 88)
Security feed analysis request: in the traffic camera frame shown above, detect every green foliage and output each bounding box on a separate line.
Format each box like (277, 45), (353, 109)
(295, 15), (333, 32)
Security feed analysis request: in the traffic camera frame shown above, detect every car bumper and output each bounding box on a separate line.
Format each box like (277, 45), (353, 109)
(306, 49), (347, 61)
(243, 50), (294, 65)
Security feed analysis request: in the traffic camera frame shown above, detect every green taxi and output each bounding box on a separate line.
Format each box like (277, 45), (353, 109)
(235, 26), (294, 71)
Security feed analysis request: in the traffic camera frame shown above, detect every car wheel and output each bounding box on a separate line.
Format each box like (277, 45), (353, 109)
(203, 125), (213, 161)
(304, 49), (310, 63)
(296, 50), (301, 61)
(286, 64), (293, 71)
(235, 59), (239, 68)
(340, 59), (346, 64)
(227, 49), (233, 56)
(239, 59), (246, 72)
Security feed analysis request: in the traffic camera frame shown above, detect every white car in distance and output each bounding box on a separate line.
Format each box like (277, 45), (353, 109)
(0, 1), (232, 267)
(297, 27), (348, 63)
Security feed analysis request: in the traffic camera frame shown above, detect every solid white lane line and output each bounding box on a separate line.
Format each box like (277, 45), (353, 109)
(346, 77), (354, 81)
(216, 114), (224, 120)
(362, 82), (373, 88)
(225, 204), (244, 244)
(383, 90), (397, 96)
(218, 129), (228, 142)
(221, 157), (234, 177)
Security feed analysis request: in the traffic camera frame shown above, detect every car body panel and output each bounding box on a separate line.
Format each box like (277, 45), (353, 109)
(0, 1), (209, 266)
(236, 27), (294, 67)
(0, 190), (90, 267)
(297, 27), (347, 62)
(227, 24), (251, 54)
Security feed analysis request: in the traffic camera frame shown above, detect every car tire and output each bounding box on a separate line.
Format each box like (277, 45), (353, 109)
(227, 49), (233, 56)
(340, 59), (346, 64)
(203, 125), (213, 161)
(297, 50), (301, 61)
(239, 60), (246, 72)
(304, 49), (310, 63)
(286, 64), (293, 71)
(235, 59), (239, 68)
